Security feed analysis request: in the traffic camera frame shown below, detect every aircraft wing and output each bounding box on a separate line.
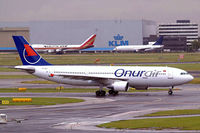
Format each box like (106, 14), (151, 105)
(54, 74), (128, 85)
(55, 73), (127, 80)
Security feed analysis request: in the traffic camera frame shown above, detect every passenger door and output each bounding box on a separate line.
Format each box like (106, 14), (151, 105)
(168, 70), (173, 79)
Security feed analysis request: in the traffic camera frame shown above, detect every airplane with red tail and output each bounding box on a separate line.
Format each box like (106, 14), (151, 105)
(31, 34), (96, 54)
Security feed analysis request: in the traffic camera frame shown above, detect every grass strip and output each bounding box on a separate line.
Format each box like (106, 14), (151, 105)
(128, 88), (169, 92)
(188, 78), (200, 84)
(0, 75), (37, 79)
(0, 67), (19, 72)
(142, 109), (200, 117)
(20, 81), (180, 90)
(0, 97), (84, 106)
(0, 88), (99, 93)
(0, 88), (168, 93)
(21, 80), (57, 84)
(98, 116), (200, 130)
(1, 53), (200, 66)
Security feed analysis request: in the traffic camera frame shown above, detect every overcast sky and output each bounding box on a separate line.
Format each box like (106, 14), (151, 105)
(0, 0), (200, 24)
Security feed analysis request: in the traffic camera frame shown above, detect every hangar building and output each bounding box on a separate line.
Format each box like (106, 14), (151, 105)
(0, 20), (156, 50)
(0, 27), (29, 49)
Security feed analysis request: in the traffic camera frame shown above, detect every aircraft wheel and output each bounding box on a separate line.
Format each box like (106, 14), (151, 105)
(109, 90), (118, 96)
(108, 90), (114, 95)
(101, 90), (106, 96)
(96, 90), (106, 97)
(113, 90), (119, 96)
(168, 89), (173, 95)
(96, 91), (101, 96)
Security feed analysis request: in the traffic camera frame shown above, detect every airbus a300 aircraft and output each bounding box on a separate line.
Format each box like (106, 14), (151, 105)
(114, 36), (164, 52)
(13, 36), (193, 96)
(31, 34), (96, 54)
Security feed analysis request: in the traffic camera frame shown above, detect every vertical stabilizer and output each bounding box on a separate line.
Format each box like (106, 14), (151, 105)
(80, 34), (96, 49)
(13, 36), (51, 65)
(153, 36), (164, 45)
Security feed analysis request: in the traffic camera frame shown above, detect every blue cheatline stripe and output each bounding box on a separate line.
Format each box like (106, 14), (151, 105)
(81, 47), (114, 51)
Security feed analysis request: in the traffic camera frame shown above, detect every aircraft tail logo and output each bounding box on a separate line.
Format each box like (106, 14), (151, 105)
(80, 34), (96, 49)
(153, 36), (164, 45)
(24, 44), (38, 56)
(13, 36), (51, 65)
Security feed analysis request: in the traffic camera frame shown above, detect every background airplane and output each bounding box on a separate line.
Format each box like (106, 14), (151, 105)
(114, 36), (164, 52)
(13, 36), (193, 97)
(31, 34), (96, 54)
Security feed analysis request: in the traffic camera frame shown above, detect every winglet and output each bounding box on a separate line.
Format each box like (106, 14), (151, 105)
(13, 36), (51, 65)
(80, 34), (96, 49)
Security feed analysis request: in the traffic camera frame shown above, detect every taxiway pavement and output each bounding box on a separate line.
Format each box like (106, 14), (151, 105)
(0, 84), (200, 133)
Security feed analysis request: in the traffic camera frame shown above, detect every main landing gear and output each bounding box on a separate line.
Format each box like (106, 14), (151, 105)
(108, 90), (119, 96)
(95, 85), (119, 97)
(168, 86), (174, 95)
(96, 90), (106, 97)
(95, 90), (119, 97)
(96, 85), (106, 97)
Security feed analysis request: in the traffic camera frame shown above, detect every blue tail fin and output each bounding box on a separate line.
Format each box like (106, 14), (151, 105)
(153, 36), (163, 45)
(13, 36), (51, 65)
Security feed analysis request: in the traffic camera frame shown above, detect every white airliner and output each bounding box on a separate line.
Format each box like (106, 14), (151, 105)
(12, 36), (193, 96)
(114, 36), (164, 52)
(31, 34), (96, 54)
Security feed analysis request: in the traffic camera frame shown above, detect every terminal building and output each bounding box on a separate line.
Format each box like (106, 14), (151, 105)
(158, 20), (198, 51)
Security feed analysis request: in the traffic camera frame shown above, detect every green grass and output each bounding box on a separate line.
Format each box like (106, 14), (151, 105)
(0, 53), (200, 71)
(45, 53), (200, 64)
(21, 80), (58, 84)
(0, 88), (99, 93)
(0, 67), (19, 72)
(142, 109), (200, 117)
(20, 81), (180, 90)
(98, 116), (200, 130)
(0, 97), (84, 106)
(128, 88), (169, 92)
(1, 53), (200, 66)
(0, 75), (37, 79)
(0, 88), (168, 93)
(188, 77), (200, 84)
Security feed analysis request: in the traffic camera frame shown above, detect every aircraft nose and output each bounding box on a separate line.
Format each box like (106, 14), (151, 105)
(187, 74), (194, 82)
(182, 74), (194, 83)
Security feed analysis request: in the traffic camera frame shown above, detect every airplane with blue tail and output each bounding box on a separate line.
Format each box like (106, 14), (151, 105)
(114, 36), (164, 52)
(13, 36), (193, 96)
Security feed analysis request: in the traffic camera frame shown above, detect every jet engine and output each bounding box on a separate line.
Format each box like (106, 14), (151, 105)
(47, 49), (55, 53)
(108, 81), (129, 91)
(55, 49), (64, 54)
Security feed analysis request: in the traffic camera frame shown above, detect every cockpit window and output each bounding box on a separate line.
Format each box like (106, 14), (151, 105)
(180, 72), (188, 75)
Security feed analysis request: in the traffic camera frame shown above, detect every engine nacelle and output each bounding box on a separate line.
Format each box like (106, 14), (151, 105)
(47, 49), (55, 53)
(55, 49), (62, 52)
(108, 81), (129, 91)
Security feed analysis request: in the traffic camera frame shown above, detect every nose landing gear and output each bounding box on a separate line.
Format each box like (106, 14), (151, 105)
(168, 86), (174, 95)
